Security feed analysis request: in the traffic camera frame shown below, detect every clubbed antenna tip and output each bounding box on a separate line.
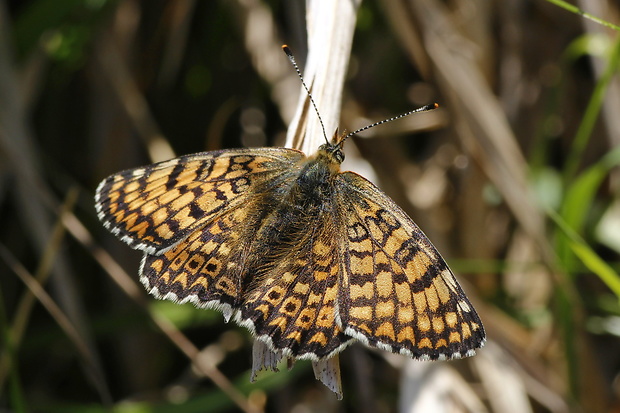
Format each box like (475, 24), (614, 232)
(340, 103), (439, 146)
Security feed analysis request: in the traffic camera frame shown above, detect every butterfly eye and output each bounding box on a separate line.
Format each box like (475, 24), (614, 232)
(333, 148), (345, 163)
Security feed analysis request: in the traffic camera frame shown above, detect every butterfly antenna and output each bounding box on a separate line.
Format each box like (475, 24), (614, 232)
(339, 103), (439, 147)
(282, 45), (329, 145)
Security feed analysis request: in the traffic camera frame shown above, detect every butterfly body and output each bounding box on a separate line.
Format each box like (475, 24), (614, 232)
(96, 142), (485, 362)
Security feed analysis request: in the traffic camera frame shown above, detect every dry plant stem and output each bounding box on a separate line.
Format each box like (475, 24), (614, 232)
(285, 0), (362, 154)
(61, 212), (260, 413)
(0, 189), (110, 402)
(578, 0), (620, 146)
(231, 0), (301, 125)
(0, 3), (108, 400)
(0, 245), (112, 405)
(96, 34), (175, 163)
(396, 0), (584, 301)
(157, 1), (197, 88)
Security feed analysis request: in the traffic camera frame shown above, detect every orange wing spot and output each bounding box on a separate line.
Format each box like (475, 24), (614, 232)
(190, 276), (209, 290)
(375, 271), (394, 297)
(295, 308), (316, 328)
(158, 271), (171, 284)
(124, 180), (141, 193)
(445, 312), (458, 328)
(382, 234), (402, 256)
(254, 304), (270, 320)
(397, 326), (415, 343)
(151, 208), (169, 227)
(307, 292), (322, 305)
(349, 306), (372, 321)
(357, 323), (372, 335)
(323, 285), (338, 303)
(349, 237), (372, 254)
(147, 167), (176, 183)
(312, 241), (331, 256)
(280, 297), (302, 316)
(159, 188), (181, 205)
(232, 155), (254, 164)
(293, 281), (310, 295)
(375, 322), (396, 340)
(425, 286), (440, 311)
(395, 282), (412, 305)
(110, 179), (125, 192)
(281, 272), (296, 283)
(312, 271), (330, 282)
(432, 316), (445, 333)
(215, 277), (237, 295)
(435, 339), (447, 349)
(286, 330), (302, 343)
(413, 291), (427, 313)
(315, 306), (335, 327)
(130, 220), (150, 238)
(405, 251), (432, 283)
(264, 286), (286, 305)
(398, 307), (414, 323)
(449, 332), (461, 343)
(174, 206), (201, 230)
(349, 254), (374, 273)
(268, 316), (288, 333)
(418, 337), (433, 348)
(205, 163), (229, 180)
(155, 223), (174, 240)
(461, 323), (472, 339)
(107, 190), (121, 204)
(309, 332), (328, 345)
(417, 315), (431, 332)
(201, 240), (219, 255)
(171, 273), (188, 288)
(375, 301), (395, 318)
(122, 211), (138, 229)
(150, 258), (164, 273)
(434, 277), (451, 304)
(350, 282), (374, 300)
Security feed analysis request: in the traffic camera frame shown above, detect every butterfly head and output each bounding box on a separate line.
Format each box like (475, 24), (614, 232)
(317, 142), (345, 167)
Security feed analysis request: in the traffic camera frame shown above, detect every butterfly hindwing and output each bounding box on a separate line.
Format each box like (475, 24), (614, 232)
(95, 148), (305, 255)
(139, 203), (263, 319)
(335, 172), (485, 360)
(239, 200), (354, 360)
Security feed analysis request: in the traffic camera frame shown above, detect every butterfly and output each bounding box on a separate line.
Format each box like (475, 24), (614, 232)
(94, 46), (484, 364)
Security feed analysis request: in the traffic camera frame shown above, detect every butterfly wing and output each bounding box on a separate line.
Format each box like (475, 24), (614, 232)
(140, 201), (269, 321)
(335, 172), (485, 360)
(95, 148), (305, 255)
(237, 197), (355, 360)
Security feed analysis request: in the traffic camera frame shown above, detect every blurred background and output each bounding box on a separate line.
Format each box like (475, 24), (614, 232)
(1, 0), (620, 412)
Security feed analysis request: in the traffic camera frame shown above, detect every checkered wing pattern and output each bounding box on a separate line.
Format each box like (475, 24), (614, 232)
(95, 148), (305, 255)
(239, 202), (355, 360)
(335, 172), (485, 360)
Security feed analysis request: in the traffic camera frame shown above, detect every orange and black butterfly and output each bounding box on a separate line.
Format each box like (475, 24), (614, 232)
(95, 46), (485, 363)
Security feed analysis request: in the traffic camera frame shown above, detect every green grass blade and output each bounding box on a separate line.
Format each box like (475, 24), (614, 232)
(549, 208), (620, 299)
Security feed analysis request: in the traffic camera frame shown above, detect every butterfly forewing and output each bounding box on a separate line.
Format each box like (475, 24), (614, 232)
(95, 148), (305, 255)
(335, 171), (485, 360)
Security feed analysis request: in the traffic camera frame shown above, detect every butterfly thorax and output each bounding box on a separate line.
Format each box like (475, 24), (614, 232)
(292, 143), (343, 204)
